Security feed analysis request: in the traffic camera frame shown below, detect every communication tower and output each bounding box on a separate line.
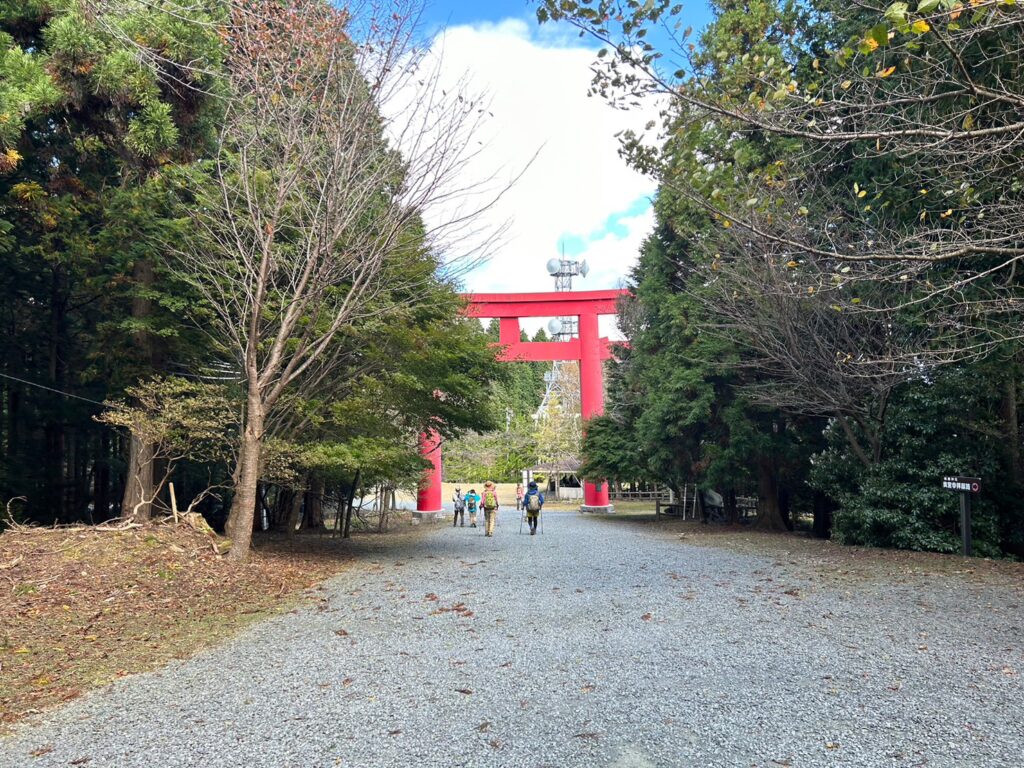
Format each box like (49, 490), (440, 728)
(535, 255), (589, 421)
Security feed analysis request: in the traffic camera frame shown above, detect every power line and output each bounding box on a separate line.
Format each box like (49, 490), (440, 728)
(0, 371), (107, 406)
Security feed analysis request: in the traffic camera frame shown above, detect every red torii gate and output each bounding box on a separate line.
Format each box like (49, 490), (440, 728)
(416, 289), (627, 516)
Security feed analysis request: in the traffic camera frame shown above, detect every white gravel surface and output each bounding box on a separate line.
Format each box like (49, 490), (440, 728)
(2, 511), (1022, 767)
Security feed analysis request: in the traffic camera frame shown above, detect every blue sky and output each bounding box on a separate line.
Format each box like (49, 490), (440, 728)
(409, 1), (714, 307)
(421, 0), (534, 30)
(420, 0), (716, 49)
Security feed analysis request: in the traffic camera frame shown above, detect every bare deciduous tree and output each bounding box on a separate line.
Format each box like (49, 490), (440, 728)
(175, 0), (495, 559)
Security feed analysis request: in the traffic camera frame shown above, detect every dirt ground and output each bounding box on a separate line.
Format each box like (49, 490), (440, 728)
(591, 511), (1024, 589)
(0, 522), (372, 727)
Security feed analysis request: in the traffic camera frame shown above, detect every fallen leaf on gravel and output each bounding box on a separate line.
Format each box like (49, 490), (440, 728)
(30, 745), (54, 757)
(342, 677), (354, 687)
(580, 684), (596, 693)
(825, 742), (840, 749)
(499, 661), (512, 668)
(489, 739), (503, 749)
(69, 758), (90, 765)
(388, 729), (402, 736)
(334, 629), (349, 637)
(574, 732), (601, 741)
(641, 613), (653, 621)
(456, 688), (473, 695)
(477, 721), (491, 732)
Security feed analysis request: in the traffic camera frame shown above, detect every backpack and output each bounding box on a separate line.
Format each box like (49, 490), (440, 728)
(483, 490), (498, 510)
(526, 492), (541, 512)
(466, 496), (477, 512)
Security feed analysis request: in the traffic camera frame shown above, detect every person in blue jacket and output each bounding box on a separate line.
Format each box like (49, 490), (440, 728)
(464, 488), (481, 528)
(523, 481), (544, 535)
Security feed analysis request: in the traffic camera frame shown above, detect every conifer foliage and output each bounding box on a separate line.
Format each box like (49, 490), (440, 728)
(543, 0), (1024, 554)
(0, 2), (499, 558)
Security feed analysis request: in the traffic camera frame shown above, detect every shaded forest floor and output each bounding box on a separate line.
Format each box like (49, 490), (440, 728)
(0, 522), (384, 728)
(591, 512), (1024, 590)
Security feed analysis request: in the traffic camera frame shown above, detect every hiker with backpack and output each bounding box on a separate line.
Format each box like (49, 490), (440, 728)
(481, 481), (500, 537)
(452, 487), (466, 527)
(464, 488), (481, 528)
(523, 481), (544, 535)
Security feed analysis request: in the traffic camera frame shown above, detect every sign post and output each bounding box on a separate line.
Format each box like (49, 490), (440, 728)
(941, 476), (981, 556)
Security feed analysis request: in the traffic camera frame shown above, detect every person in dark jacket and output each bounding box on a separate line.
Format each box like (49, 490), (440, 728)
(452, 487), (465, 527)
(523, 481), (544, 535)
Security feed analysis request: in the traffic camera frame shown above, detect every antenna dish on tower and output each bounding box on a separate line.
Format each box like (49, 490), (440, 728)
(546, 258), (561, 275)
(580, 259), (590, 277)
(547, 318), (563, 336)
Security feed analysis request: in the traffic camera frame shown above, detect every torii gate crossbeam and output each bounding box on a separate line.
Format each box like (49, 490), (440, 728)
(416, 290), (626, 516)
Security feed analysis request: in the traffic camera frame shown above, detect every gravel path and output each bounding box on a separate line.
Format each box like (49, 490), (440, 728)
(3, 511), (1022, 767)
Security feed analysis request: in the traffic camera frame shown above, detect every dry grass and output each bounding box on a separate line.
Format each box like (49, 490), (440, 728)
(0, 523), (361, 727)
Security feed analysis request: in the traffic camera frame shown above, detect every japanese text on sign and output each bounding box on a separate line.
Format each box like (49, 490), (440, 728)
(942, 476), (981, 493)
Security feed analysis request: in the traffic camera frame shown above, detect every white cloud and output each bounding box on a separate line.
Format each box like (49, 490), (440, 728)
(414, 18), (658, 298)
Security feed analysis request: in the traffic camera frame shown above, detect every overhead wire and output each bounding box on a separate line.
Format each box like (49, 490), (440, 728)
(0, 371), (108, 407)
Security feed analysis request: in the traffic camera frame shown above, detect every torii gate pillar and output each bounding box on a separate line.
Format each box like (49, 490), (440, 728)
(415, 429), (443, 517)
(416, 290), (625, 517)
(577, 311), (610, 509)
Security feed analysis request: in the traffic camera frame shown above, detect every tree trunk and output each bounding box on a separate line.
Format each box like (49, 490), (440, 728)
(6, 385), (18, 459)
(755, 454), (787, 531)
(94, 429), (110, 522)
(122, 434), (154, 521)
(342, 468), (360, 539)
(270, 488), (290, 530)
(45, 265), (67, 520)
(812, 490), (833, 539)
(226, 393), (264, 561)
(1001, 366), (1021, 487)
(285, 482), (305, 537)
(304, 477), (325, 529)
(254, 482), (272, 531)
(779, 487), (793, 532)
(725, 488), (738, 525)
(126, 257), (157, 518)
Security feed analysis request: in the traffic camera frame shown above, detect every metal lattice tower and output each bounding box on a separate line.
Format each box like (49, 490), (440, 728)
(545, 257), (588, 340)
(535, 256), (589, 421)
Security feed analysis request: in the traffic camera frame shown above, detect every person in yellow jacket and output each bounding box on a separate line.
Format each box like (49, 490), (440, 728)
(481, 480), (500, 537)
